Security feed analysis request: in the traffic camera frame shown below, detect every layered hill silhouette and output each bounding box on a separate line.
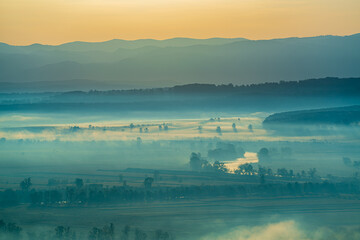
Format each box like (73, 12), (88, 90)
(1, 34), (360, 91)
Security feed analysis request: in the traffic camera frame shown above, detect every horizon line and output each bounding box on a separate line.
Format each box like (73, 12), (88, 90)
(1, 33), (359, 47)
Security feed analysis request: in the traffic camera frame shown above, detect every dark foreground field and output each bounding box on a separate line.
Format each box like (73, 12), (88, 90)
(1, 196), (360, 239)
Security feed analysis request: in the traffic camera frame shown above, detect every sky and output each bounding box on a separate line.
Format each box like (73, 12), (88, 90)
(0, 0), (359, 45)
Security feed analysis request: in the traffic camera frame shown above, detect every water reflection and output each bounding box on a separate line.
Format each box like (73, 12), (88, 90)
(225, 152), (258, 172)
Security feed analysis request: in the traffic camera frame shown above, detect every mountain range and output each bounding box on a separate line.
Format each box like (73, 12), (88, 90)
(1, 34), (360, 91)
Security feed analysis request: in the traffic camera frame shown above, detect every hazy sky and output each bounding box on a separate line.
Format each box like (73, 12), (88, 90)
(1, 0), (359, 45)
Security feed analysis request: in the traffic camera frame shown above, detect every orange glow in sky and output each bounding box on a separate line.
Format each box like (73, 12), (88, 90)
(1, 0), (359, 45)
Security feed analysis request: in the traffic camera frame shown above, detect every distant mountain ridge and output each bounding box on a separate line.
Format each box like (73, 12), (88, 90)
(1, 34), (360, 90)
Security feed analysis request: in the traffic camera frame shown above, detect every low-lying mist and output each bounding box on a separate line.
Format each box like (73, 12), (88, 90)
(202, 220), (360, 240)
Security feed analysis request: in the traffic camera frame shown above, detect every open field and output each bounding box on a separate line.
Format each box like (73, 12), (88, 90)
(1, 197), (360, 239)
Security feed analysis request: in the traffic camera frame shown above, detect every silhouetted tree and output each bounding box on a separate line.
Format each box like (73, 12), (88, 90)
(55, 226), (72, 239)
(213, 161), (228, 173)
(235, 163), (254, 175)
(0, 220), (22, 239)
(232, 123), (237, 132)
(20, 177), (32, 191)
(216, 126), (222, 135)
(144, 177), (154, 189)
(154, 230), (170, 240)
(75, 178), (84, 189)
(189, 152), (202, 171)
(88, 224), (114, 240)
(135, 228), (147, 240)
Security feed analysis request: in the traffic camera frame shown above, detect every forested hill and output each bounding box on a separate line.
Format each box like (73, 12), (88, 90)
(263, 105), (360, 126)
(1, 77), (359, 114)
(63, 77), (359, 96)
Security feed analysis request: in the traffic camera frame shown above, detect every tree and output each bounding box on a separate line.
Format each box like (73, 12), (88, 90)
(208, 142), (238, 161)
(232, 123), (237, 132)
(144, 177), (154, 189)
(189, 152), (203, 171)
(213, 161), (228, 173)
(154, 230), (170, 240)
(0, 220), (22, 239)
(20, 177), (32, 191)
(277, 168), (289, 177)
(135, 228), (147, 240)
(216, 126), (222, 135)
(88, 224), (114, 240)
(189, 152), (211, 171)
(235, 163), (254, 175)
(258, 166), (267, 176)
(55, 226), (71, 239)
(88, 227), (101, 240)
(75, 178), (84, 189)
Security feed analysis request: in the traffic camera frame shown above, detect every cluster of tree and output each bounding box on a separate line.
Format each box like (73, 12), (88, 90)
(0, 220), (173, 240)
(2, 176), (360, 208)
(207, 143), (245, 161)
(190, 150), (312, 180)
(0, 220), (22, 240)
(257, 147), (293, 163)
(235, 163), (318, 180)
(189, 153), (227, 173)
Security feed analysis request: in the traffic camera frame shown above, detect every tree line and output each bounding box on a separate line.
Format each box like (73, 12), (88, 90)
(0, 220), (173, 240)
(1, 177), (359, 208)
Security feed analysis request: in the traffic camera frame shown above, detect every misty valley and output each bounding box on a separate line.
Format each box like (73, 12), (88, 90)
(0, 78), (360, 240)
(2, 0), (360, 238)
